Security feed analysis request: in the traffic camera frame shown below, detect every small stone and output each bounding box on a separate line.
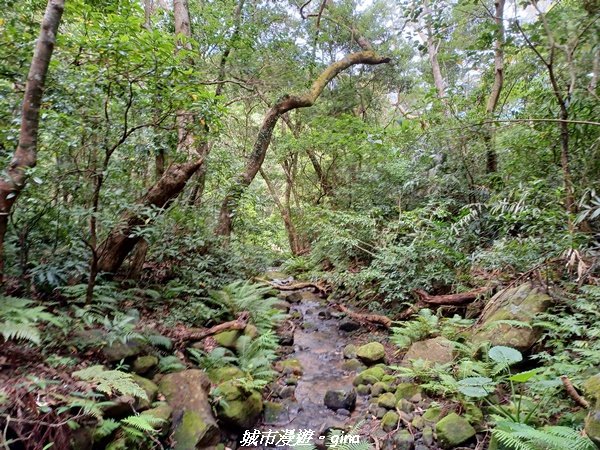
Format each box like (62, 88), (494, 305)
(411, 415), (425, 430)
(301, 322), (315, 330)
(132, 355), (158, 375)
(324, 389), (357, 411)
(213, 330), (240, 350)
(286, 292), (303, 303)
(343, 344), (357, 359)
(392, 429), (414, 450)
(356, 384), (371, 395)
(279, 386), (295, 399)
(284, 377), (298, 386)
(395, 383), (421, 401)
(371, 382), (392, 396)
(353, 366), (386, 386)
(318, 310), (332, 320)
(342, 358), (365, 372)
(422, 426), (434, 446)
(356, 342), (386, 365)
(280, 333), (294, 346)
(381, 411), (399, 432)
(397, 398), (414, 413)
(409, 393), (423, 403)
(435, 413), (476, 448)
(275, 359), (303, 376)
(377, 392), (397, 409)
(339, 320), (360, 332)
(336, 408), (351, 417)
(273, 300), (292, 311)
(415, 445), (429, 450)
(375, 407), (388, 419)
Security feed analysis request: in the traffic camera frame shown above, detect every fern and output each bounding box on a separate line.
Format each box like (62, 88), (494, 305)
(73, 365), (148, 400)
(0, 296), (59, 344)
(492, 421), (596, 450)
(121, 414), (164, 432)
(93, 418), (120, 440)
(189, 347), (237, 371)
(158, 355), (186, 373)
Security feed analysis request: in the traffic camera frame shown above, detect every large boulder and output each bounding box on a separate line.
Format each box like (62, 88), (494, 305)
(584, 373), (600, 447)
(214, 380), (263, 429)
(102, 338), (148, 362)
(403, 336), (454, 366)
(158, 370), (219, 449)
(435, 413), (476, 448)
(356, 342), (385, 365)
(469, 282), (552, 352)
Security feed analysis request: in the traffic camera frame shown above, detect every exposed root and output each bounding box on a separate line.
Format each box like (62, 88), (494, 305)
(336, 304), (392, 328)
(560, 375), (590, 408)
(176, 311), (250, 341)
(413, 285), (492, 305)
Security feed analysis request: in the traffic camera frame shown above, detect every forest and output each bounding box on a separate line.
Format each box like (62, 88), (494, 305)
(0, 0), (599, 449)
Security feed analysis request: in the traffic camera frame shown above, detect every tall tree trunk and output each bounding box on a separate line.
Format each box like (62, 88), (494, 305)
(484, 0), (505, 173)
(96, 158), (203, 273)
(214, 50), (390, 237)
(0, 0), (65, 282)
(422, 0), (446, 101)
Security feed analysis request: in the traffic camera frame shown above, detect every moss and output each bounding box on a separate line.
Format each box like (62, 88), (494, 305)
(208, 365), (244, 384)
(377, 392), (397, 409)
(381, 411), (399, 432)
(353, 365), (386, 386)
(173, 410), (215, 450)
(275, 358), (303, 375)
(213, 330), (241, 349)
(394, 383), (421, 401)
(132, 374), (158, 410)
(422, 406), (442, 424)
(583, 374), (600, 402)
(356, 342), (385, 365)
(215, 381), (263, 429)
(436, 413), (476, 448)
(132, 355), (158, 375)
(585, 409), (600, 446)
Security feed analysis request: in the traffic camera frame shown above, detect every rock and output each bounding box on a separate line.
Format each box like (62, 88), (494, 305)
(356, 384), (371, 395)
(132, 374), (158, 409)
(318, 310), (332, 320)
(324, 389), (357, 411)
(285, 291), (318, 303)
(301, 322), (315, 330)
(353, 366), (386, 386)
(395, 383), (422, 401)
(70, 425), (94, 450)
(215, 380), (263, 429)
(103, 338), (147, 362)
(158, 370), (219, 449)
(279, 385), (295, 399)
(583, 373), (600, 402)
(284, 377), (298, 385)
(342, 358), (365, 372)
(208, 366), (244, 384)
(464, 403), (483, 427)
(356, 342), (386, 365)
(469, 282), (552, 352)
(337, 408), (351, 417)
(375, 406), (388, 419)
(422, 426), (434, 446)
(397, 398), (414, 413)
(371, 382), (392, 396)
(273, 300), (292, 312)
(275, 358), (303, 375)
(105, 437), (127, 450)
(263, 401), (284, 424)
(422, 406), (442, 424)
(381, 411), (399, 432)
(280, 333), (294, 346)
(343, 344), (357, 359)
(403, 336), (454, 366)
(141, 402), (173, 436)
(339, 320), (360, 332)
(264, 271), (288, 280)
(243, 324), (258, 339)
(213, 330), (240, 350)
(435, 413), (476, 448)
(377, 392), (397, 409)
(411, 415), (425, 429)
(585, 409), (600, 447)
(409, 393), (423, 403)
(132, 355), (158, 375)
(392, 430), (414, 450)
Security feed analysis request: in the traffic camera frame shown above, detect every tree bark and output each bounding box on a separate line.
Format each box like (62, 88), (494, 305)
(414, 286), (492, 305)
(0, 0), (65, 281)
(484, 0), (505, 173)
(214, 50), (390, 237)
(96, 158), (203, 274)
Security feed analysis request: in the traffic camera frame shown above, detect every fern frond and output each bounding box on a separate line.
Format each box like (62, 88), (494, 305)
(73, 365), (148, 400)
(93, 418), (120, 440)
(121, 414), (163, 432)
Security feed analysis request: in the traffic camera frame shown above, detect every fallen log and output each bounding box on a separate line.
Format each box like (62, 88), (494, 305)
(413, 286), (491, 305)
(176, 311), (250, 341)
(337, 304), (392, 328)
(262, 279), (328, 295)
(561, 375), (589, 408)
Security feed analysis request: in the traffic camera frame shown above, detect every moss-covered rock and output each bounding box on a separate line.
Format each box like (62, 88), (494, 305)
(583, 373), (600, 403)
(403, 336), (454, 366)
(263, 401), (284, 424)
(342, 358), (365, 372)
(469, 282), (552, 352)
(275, 358), (303, 375)
(396, 398), (414, 413)
(356, 384), (371, 395)
(208, 365), (244, 384)
(381, 411), (399, 432)
(371, 381), (392, 396)
(213, 330), (241, 349)
(132, 355), (158, 375)
(395, 383), (421, 401)
(215, 380), (263, 429)
(243, 324), (258, 339)
(158, 370), (219, 449)
(356, 342), (385, 365)
(132, 374), (158, 410)
(422, 406), (442, 424)
(435, 413), (476, 448)
(353, 365), (386, 386)
(102, 338), (147, 362)
(585, 408), (600, 447)
(343, 344), (357, 359)
(391, 430), (414, 450)
(141, 402), (172, 436)
(377, 392), (397, 409)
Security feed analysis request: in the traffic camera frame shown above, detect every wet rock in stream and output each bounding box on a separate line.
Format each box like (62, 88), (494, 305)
(324, 388), (357, 411)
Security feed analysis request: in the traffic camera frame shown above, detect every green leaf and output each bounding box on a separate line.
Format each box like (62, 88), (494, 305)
(508, 369), (538, 383)
(489, 346), (522, 366)
(458, 376), (495, 398)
